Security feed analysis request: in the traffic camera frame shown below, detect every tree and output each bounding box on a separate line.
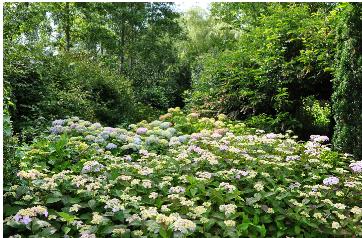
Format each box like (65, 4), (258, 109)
(332, 3), (362, 157)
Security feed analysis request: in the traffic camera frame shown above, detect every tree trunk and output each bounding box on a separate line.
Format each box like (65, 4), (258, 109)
(120, 20), (125, 73)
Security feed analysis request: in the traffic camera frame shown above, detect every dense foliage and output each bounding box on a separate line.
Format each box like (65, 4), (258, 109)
(4, 109), (362, 237)
(185, 3), (336, 139)
(332, 3), (362, 157)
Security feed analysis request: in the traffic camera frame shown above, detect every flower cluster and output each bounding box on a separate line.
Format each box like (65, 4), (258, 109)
(14, 206), (48, 225)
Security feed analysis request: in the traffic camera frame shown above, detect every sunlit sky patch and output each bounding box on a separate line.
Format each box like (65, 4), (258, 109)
(175, 0), (213, 12)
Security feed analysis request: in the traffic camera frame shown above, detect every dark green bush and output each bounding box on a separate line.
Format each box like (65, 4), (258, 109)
(332, 3), (362, 157)
(4, 49), (139, 141)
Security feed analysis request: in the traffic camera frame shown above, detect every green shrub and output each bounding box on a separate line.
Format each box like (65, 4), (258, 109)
(4, 50), (139, 141)
(332, 3), (362, 157)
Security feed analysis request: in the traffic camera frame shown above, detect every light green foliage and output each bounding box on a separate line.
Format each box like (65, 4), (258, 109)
(299, 96), (331, 136)
(332, 3), (362, 157)
(3, 109), (362, 237)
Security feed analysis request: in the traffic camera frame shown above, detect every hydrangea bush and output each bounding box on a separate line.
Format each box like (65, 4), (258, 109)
(4, 108), (362, 237)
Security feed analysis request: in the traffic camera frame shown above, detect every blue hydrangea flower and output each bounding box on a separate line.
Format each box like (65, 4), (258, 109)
(118, 134), (128, 142)
(160, 122), (172, 129)
(134, 136), (142, 145)
(50, 125), (64, 134)
(94, 137), (105, 144)
(178, 135), (188, 143)
(106, 143), (117, 150)
(100, 131), (110, 139)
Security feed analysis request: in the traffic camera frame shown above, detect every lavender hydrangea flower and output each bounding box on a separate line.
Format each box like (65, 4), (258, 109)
(286, 155), (301, 162)
(124, 155), (132, 161)
(266, 133), (278, 139)
(69, 123), (78, 129)
(105, 143), (117, 150)
(14, 214), (21, 222)
(92, 122), (102, 128)
(350, 161), (362, 173)
(52, 119), (65, 126)
(81, 161), (104, 173)
(21, 216), (32, 225)
(310, 135), (329, 143)
(136, 127), (148, 135)
(219, 144), (229, 151)
(104, 127), (116, 133)
(191, 133), (202, 140)
(235, 170), (249, 179)
(289, 182), (301, 189)
(323, 176), (339, 186)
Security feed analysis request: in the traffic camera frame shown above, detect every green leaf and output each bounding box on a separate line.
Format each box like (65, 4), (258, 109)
(4, 204), (20, 216)
(58, 212), (76, 222)
(99, 225), (115, 235)
(294, 225), (301, 234)
(210, 189), (224, 204)
(39, 227), (57, 236)
(62, 226), (71, 234)
(46, 197), (62, 204)
(253, 214), (259, 225)
(6, 220), (23, 228)
(238, 223), (249, 232)
(257, 224), (267, 237)
(88, 199), (97, 209)
(159, 227), (170, 238)
(205, 219), (216, 231)
(32, 220), (51, 232)
(114, 211), (124, 221)
(69, 197), (81, 204)
(190, 187), (198, 196)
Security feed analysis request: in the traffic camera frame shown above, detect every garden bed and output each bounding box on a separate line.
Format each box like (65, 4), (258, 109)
(4, 108), (362, 237)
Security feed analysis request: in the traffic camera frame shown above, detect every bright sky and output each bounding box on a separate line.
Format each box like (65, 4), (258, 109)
(175, 0), (213, 12)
